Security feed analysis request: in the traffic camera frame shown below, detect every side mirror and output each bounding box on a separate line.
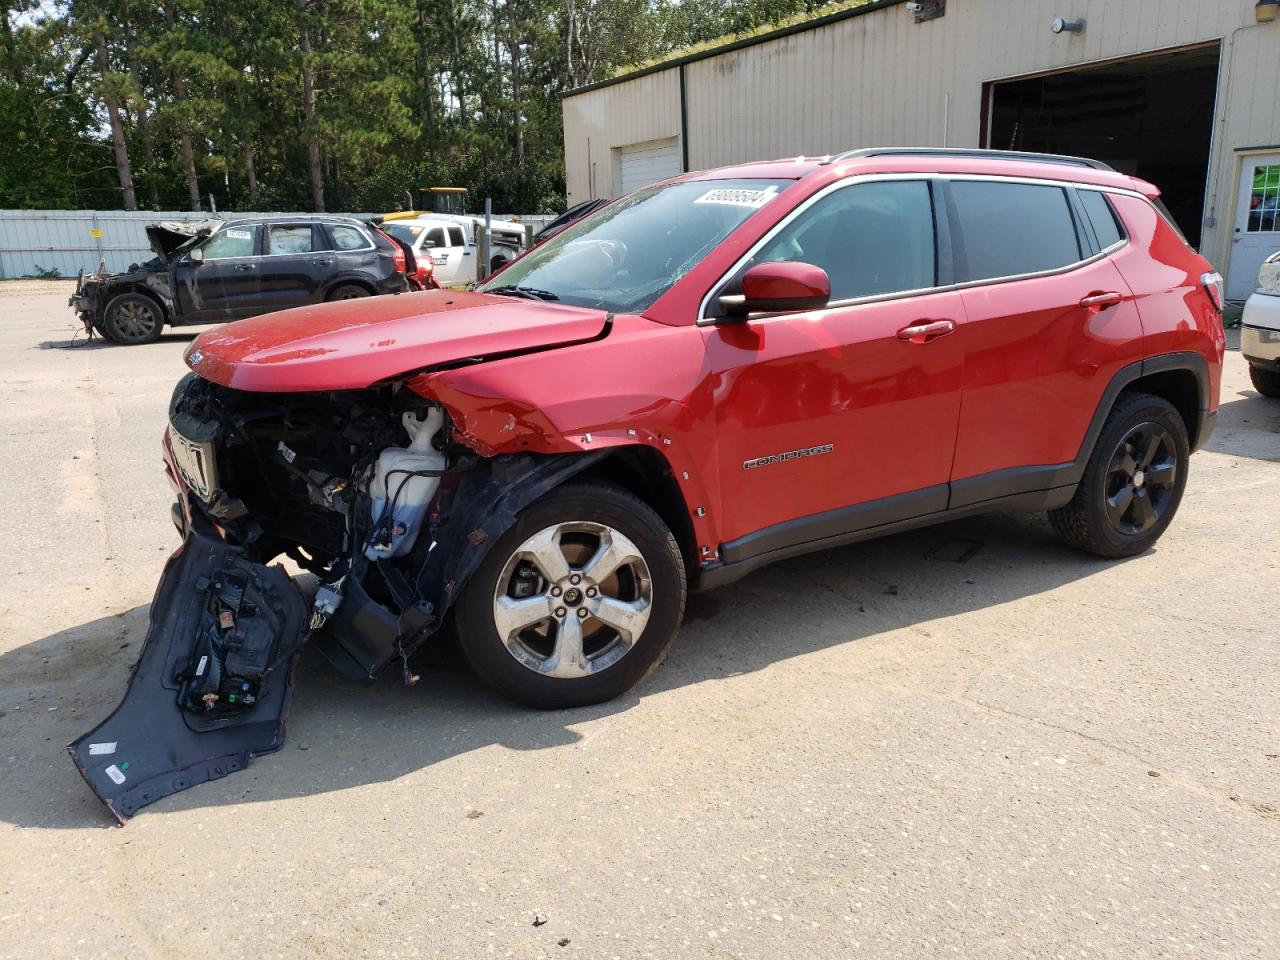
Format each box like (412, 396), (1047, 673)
(718, 261), (830, 319)
(187, 247), (204, 264)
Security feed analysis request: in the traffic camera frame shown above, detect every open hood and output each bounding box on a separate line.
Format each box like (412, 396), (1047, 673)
(147, 220), (219, 259)
(185, 290), (611, 392)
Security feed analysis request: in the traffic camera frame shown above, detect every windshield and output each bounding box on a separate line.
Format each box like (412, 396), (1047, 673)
(385, 223), (425, 245)
(478, 179), (788, 313)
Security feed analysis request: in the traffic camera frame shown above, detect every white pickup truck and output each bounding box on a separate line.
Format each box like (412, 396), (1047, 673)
(383, 215), (525, 286)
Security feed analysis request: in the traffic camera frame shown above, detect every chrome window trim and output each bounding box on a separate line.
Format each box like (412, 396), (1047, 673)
(1072, 185), (1131, 255)
(696, 172), (1140, 325)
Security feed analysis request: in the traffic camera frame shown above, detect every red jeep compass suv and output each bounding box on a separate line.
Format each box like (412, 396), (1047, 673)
(73, 149), (1225, 820)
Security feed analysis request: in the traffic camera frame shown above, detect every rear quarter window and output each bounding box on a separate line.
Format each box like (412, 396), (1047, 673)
(330, 225), (370, 251)
(1078, 190), (1125, 250)
(951, 181), (1082, 281)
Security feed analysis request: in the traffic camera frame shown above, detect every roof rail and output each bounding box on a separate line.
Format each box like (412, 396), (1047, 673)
(823, 147), (1114, 172)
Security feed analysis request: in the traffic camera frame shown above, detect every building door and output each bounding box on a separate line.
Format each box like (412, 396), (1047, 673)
(985, 43), (1220, 249)
(1227, 154), (1280, 302)
(615, 138), (681, 196)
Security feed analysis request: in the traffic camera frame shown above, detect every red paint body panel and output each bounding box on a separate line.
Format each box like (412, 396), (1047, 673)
(704, 291), (965, 541)
(1107, 194), (1225, 411)
(950, 258), (1146, 479)
(407, 314), (725, 551)
(740, 260), (831, 304)
(184, 290), (609, 392)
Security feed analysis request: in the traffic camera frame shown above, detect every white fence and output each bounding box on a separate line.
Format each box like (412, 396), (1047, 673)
(0, 209), (557, 279)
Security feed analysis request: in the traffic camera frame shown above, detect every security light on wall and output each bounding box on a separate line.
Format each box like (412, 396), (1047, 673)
(1257, 0), (1279, 23)
(1050, 17), (1085, 33)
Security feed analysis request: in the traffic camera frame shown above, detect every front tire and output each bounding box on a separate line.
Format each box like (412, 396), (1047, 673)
(1250, 365), (1280, 398)
(1049, 392), (1189, 558)
(102, 292), (163, 344)
(455, 480), (686, 709)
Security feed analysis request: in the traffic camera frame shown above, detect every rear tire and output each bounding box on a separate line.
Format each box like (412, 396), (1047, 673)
(326, 283), (371, 301)
(455, 480), (686, 709)
(102, 292), (163, 345)
(1250, 365), (1280, 398)
(1049, 392), (1189, 558)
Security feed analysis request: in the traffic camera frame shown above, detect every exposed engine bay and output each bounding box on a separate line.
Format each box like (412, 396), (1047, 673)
(71, 373), (602, 821)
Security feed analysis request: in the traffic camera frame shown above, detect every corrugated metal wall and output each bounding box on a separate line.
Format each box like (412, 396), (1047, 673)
(563, 0), (1280, 274)
(0, 210), (555, 279)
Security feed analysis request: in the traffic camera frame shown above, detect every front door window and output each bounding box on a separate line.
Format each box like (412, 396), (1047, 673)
(201, 225), (259, 259)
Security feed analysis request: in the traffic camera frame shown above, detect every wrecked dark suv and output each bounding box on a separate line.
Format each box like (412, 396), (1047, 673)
(71, 149), (1225, 821)
(70, 216), (413, 345)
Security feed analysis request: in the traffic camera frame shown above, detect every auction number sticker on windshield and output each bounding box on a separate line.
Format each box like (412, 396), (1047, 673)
(694, 186), (779, 209)
(226, 229), (251, 240)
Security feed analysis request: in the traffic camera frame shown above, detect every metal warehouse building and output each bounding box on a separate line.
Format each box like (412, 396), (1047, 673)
(561, 0), (1280, 301)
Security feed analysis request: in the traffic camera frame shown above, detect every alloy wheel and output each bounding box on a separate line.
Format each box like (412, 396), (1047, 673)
(1104, 421), (1177, 535)
(492, 521), (653, 679)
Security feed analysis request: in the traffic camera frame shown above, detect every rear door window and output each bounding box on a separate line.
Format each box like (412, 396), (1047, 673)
(1077, 190), (1125, 250)
(743, 179), (936, 301)
(267, 225), (315, 255)
(447, 226), (466, 247)
(330, 225), (369, 251)
(950, 181), (1082, 281)
(201, 225), (259, 260)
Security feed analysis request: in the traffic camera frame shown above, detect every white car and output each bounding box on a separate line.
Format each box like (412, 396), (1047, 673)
(1242, 250), (1280, 398)
(383, 215), (523, 286)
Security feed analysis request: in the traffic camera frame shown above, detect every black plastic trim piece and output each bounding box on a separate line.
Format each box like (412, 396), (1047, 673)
(949, 463), (1079, 510)
(697, 483), (1071, 592)
(719, 485), (948, 566)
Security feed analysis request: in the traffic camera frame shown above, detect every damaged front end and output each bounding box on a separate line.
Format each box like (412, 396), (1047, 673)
(69, 221), (210, 335)
(72, 373), (599, 820)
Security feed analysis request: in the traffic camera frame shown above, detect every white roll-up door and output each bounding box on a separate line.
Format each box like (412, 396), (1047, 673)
(616, 138), (682, 196)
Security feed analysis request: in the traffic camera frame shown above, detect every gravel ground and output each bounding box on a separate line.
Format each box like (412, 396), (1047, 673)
(1, 279), (1277, 960)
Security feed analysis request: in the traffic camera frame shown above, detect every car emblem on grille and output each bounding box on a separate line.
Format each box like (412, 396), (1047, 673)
(189, 350), (203, 365)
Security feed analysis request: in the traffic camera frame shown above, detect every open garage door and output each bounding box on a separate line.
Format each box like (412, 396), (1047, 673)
(986, 44), (1220, 250)
(615, 137), (681, 197)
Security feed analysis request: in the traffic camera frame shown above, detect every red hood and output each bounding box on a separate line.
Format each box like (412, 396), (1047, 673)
(184, 290), (610, 392)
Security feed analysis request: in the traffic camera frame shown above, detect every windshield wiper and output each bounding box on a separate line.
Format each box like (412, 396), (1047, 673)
(486, 285), (560, 302)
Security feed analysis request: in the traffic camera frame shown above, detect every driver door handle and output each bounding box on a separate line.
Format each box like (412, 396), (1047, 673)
(897, 319), (956, 343)
(234, 263), (256, 272)
(311, 257), (335, 266)
(1079, 291), (1123, 309)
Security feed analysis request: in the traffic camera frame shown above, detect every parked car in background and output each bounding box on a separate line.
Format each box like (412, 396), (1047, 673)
(383, 216), (477, 286)
(383, 213), (522, 282)
(1242, 250), (1280, 397)
(70, 215), (414, 345)
(71, 148), (1226, 821)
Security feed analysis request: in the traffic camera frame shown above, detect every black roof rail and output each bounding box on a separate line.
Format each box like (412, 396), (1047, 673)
(823, 147), (1114, 172)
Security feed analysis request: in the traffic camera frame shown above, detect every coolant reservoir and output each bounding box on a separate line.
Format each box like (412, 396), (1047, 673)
(365, 408), (446, 560)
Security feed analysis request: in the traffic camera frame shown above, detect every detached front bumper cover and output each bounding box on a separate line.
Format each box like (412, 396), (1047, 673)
(69, 521), (307, 823)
